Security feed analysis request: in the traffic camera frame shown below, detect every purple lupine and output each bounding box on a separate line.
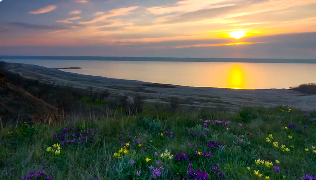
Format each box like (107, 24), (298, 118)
(273, 166), (281, 173)
(152, 168), (162, 178)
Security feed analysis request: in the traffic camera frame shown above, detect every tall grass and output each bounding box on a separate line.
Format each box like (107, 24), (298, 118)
(1, 107), (316, 179)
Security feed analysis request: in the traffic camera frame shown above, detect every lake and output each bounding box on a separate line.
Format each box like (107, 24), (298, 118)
(3, 59), (316, 89)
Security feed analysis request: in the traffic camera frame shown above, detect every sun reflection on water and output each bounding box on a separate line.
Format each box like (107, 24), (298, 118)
(228, 64), (245, 89)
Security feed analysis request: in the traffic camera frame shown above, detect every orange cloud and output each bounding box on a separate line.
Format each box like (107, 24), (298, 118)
(94, 12), (105, 16)
(70, 10), (82, 15)
(29, 5), (57, 14)
(75, 0), (88, 3)
(142, 42), (265, 49)
(80, 6), (138, 24)
(56, 17), (81, 23)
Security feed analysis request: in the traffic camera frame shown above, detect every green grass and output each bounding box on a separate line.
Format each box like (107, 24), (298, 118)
(1, 107), (316, 179)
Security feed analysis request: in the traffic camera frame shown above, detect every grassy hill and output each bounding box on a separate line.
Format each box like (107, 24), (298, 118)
(1, 107), (316, 179)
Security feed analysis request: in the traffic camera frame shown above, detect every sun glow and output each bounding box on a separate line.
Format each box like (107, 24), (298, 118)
(228, 64), (245, 89)
(229, 31), (247, 39)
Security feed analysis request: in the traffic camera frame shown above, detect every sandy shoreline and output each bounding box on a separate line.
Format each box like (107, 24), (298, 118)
(5, 62), (316, 111)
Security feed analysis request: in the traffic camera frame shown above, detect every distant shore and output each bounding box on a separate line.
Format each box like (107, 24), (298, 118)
(2, 56), (316, 64)
(51, 67), (82, 70)
(3, 61), (316, 111)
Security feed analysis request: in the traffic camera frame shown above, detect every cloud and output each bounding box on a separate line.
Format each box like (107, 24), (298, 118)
(9, 22), (67, 30)
(56, 17), (82, 23)
(94, 12), (105, 16)
(29, 5), (57, 14)
(70, 10), (82, 15)
(79, 6), (138, 24)
(147, 0), (236, 15)
(75, 0), (88, 3)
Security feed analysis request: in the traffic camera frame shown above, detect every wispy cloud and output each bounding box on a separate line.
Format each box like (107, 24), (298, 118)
(79, 6), (138, 24)
(29, 5), (57, 14)
(75, 0), (88, 3)
(9, 22), (66, 30)
(70, 10), (82, 15)
(94, 12), (105, 16)
(56, 17), (81, 23)
(174, 42), (265, 48)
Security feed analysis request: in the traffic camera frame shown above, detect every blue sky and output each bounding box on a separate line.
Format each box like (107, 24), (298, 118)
(0, 0), (316, 58)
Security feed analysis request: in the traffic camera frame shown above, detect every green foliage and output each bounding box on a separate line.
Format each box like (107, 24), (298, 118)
(1, 107), (316, 179)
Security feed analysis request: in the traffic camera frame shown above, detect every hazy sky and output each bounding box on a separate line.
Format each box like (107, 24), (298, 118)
(0, 0), (316, 58)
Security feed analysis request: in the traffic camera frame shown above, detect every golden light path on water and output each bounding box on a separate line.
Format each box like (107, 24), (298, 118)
(228, 64), (245, 89)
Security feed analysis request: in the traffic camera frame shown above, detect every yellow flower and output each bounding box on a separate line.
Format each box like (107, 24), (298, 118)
(123, 149), (129, 154)
(198, 152), (202, 156)
(118, 148), (123, 153)
(305, 148), (309, 152)
(126, 142), (130, 147)
(264, 161), (273, 168)
(285, 127), (288, 129)
(46, 147), (52, 152)
(247, 167), (250, 171)
(268, 134), (273, 139)
(145, 158), (151, 162)
(313, 150), (316, 154)
(285, 148), (290, 152)
(161, 133), (164, 136)
(273, 142), (279, 148)
(260, 160), (264, 165)
(266, 138), (271, 143)
(138, 144), (142, 147)
(280, 145), (286, 149)
(55, 150), (60, 156)
(254, 170), (259, 176)
(312, 146), (315, 150)
(290, 145), (294, 148)
(265, 176), (270, 180)
(288, 135), (292, 139)
(275, 160), (280, 164)
(259, 173), (263, 178)
(255, 159), (261, 165)
(114, 152), (119, 157)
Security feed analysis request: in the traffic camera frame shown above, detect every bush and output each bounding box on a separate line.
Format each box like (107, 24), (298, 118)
(291, 83), (316, 94)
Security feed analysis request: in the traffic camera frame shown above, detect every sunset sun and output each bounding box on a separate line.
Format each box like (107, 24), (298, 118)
(229, 31), (247, 39)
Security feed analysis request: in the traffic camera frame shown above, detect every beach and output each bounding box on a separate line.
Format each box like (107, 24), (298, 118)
(4, 62), (316, 111)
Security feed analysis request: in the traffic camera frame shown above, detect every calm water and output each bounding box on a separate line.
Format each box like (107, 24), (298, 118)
(3, 59), (316, 89)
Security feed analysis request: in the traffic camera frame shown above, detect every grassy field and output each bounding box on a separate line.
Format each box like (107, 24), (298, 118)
(1, 106), (316, 180)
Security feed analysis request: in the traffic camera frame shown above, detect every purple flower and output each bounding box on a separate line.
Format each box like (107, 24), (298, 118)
(154, 152), (158, 156)
(225, 121), (231, 125)
(213, 120), (223, 124)
(206, 152), (212, 157)
(188, 162), (193, 166)
(118, 134), (122, 138)
(301, 174), (316, 180)
(131, 160), (135, 166)
(36, 170), (45, 178)
(170, 134), (173, 138)
(156, 161), (161, 166)
(304, 125), (307, 129)
(28, 172), (35, 178)
(121, 142), (126, 146)
(152, 168), (162, 178)
(187, 168), (195, 176)
(194, 131), (198, 136)
(149, 165), (154, 171)
(218, 172), (224, 178)
(239, 123), (243, 127)
(136, 140), (140, 145)
(204, 123), (208, 127)
(45, 175), (52, 180)
(136, 170), (141, 176)
(188, 143), (192, 146)
(273, 166), (281, 173)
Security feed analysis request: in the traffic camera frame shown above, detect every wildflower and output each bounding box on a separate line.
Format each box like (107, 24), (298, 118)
(138, 144), (142, 147)
(211, 166), (219, 172)
(156, 161), (161, 166)
(187, 168), (195, 176)
(288, 135), (292, 139)
(160, 133), (164, 136)
(268, 134), (273, 139)
(273, 142), (279, 148)
(273, 166), (281, 173)
(149, 165), (154, 171)
(285, 148), (290, 152)
(255, 159), (261, 165)
(290, 145), (294, 148)
(254, 170), (259, 176)
(121, 142), (126, 146)
(131, 160), (135, 165)
(265, 176), (270, 180)
(136, 170), (141, 176)
(313, 150), (316, 154)
(266, 138), (271, 143)
(154, 152), (158, 156)
(239, 123), (243, 127)
(259, 174), (263, 178)
(218, 172), (223, 178)
(55, 150), (60, 156)
(247, 167), (250, 171)
(285, 127), (288, 129)
(305, 148), (309, 152)
(275, 160), (280, 164)
(123, 149), (129, 154)
(152, 168), (162, 178)
(145, 158), (151, 162)
(46, 147), (52, 152)
(312, 146), (315, 150)
(188, 162), (193, 166)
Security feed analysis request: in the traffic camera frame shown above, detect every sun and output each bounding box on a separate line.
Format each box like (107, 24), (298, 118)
(229, 31), (247, 39)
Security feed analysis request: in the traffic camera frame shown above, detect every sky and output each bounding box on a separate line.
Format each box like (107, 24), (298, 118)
(0, 0), (316, 58)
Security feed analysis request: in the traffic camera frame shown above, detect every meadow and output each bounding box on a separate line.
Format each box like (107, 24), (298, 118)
(1, 106), (316, 180)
